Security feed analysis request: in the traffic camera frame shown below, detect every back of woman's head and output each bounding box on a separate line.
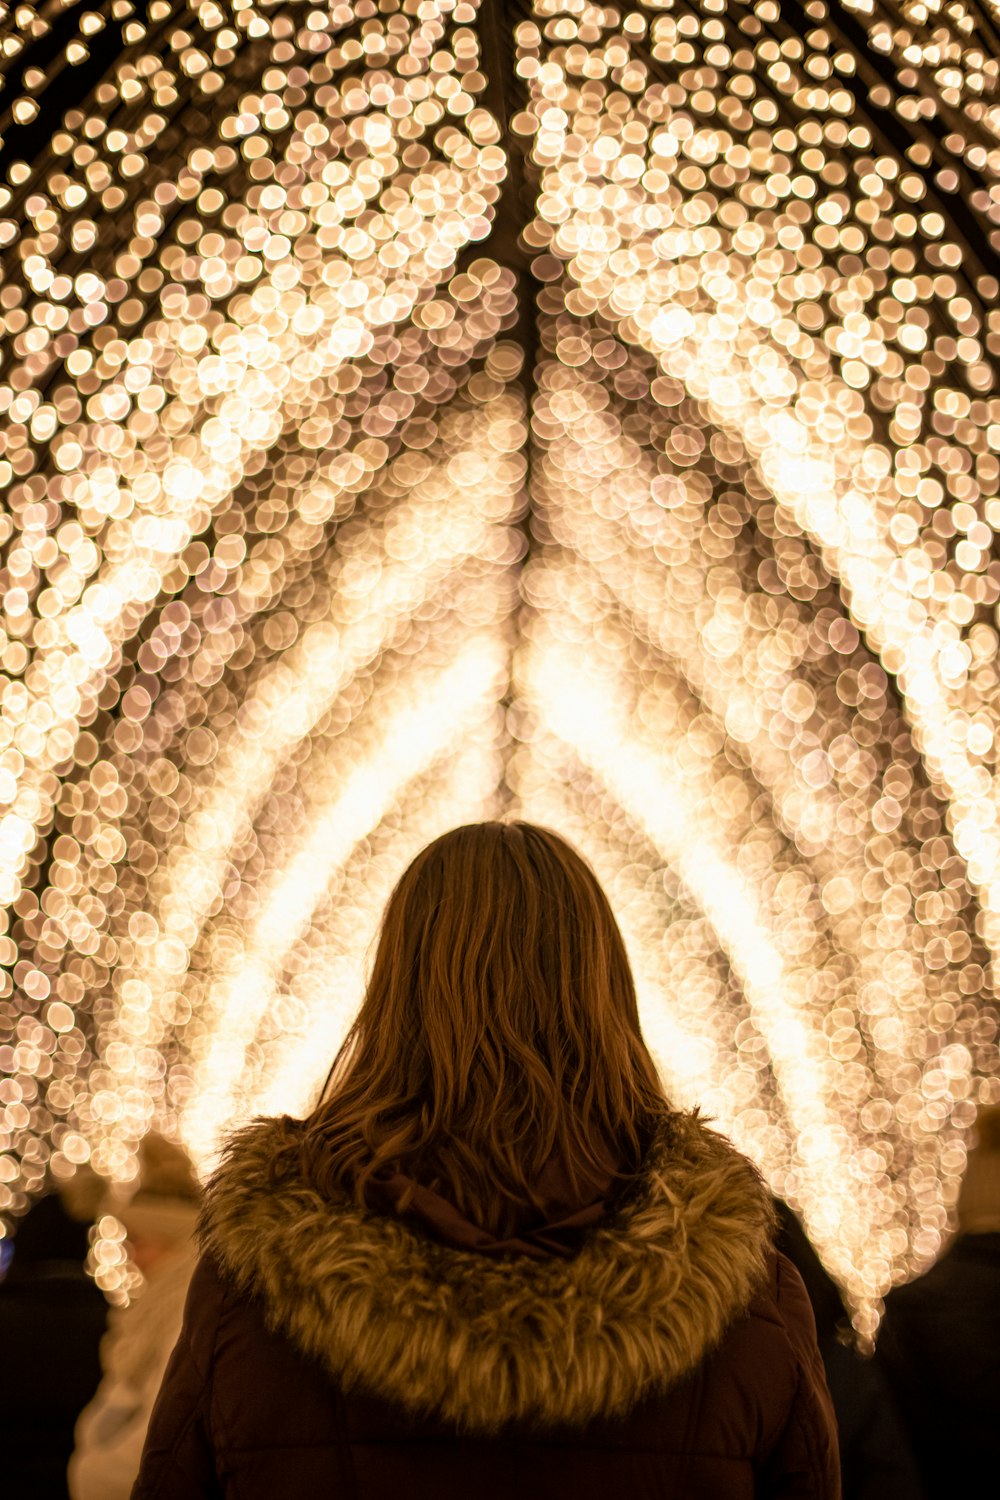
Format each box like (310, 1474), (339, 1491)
(300, 821), (669, 1236)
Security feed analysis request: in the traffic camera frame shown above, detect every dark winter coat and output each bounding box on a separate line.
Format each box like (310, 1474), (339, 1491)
(774, 1198), (923, 1499)
(877, 1231), (1000, 1496)
(820, 1340), (923, 1500)
(0, 1199), (108, 1500)
(133, 1112), (840, 1499)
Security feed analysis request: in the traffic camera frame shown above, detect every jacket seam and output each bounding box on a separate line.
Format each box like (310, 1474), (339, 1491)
(332, 1386), (360, 1499)
(332, 1437), (751, 1460)
(207, 1273), (232, 1487)
(796, 1363), (832, 1495)
(771, 1256), (835, 1492)
(141, 1329), (211, 1500)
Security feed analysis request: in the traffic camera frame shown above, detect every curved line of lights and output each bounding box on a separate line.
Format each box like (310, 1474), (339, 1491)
(0, 0), (997, 1337)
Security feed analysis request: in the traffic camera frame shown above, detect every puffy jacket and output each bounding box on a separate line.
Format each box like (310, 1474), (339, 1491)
(134, 1112), (840, 1499)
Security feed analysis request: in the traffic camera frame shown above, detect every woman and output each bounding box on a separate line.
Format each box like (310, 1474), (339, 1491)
(134, 821), (839, 1498)
(70, 1133), (200, 1500)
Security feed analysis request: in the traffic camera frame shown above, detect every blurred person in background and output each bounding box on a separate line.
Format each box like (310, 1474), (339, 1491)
(133, 822), (838, 1499)
(68, 1131), (199, 1500)
(774, 1200), (923, 1500)
(0, 1172), (108, 1499)
(877, 1104), (1000, 1495)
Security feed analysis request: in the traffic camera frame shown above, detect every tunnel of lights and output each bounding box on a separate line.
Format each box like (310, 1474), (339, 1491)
(0, 0), (998, 1330)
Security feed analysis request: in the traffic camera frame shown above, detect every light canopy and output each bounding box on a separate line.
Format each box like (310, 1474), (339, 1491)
(0, 0), (998, 1331)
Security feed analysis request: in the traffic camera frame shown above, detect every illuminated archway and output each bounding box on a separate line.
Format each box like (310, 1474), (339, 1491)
(1, 0), (998, 1331)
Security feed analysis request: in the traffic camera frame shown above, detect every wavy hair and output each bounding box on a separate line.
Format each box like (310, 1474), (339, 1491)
(298, 821), (670, 1236)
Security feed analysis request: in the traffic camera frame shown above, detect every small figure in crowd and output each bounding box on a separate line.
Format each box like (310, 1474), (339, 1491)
(0, 1175), (108, 1500)
(775, 1200), (924, 1500)
(134, 821), (839, 1498)
(878, 1104), (1000, 1496)
(69, 1132), (199, 1500)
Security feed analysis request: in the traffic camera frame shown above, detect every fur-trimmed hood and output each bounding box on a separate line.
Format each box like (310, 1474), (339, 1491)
(200, 1113), (774, 1434)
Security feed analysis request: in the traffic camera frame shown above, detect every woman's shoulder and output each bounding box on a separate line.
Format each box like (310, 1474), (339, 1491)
(738, 1249), (827, 1364)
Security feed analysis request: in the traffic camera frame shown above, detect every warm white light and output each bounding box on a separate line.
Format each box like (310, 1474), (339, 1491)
(1, 0), (997, 1335)
(184, 630), (509, 1166)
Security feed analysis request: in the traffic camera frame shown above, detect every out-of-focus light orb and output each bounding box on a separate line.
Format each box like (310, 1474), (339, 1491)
(0, 0), (997, 1330)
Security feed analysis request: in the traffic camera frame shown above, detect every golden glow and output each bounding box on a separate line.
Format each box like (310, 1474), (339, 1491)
(1, 0), (998, 1330)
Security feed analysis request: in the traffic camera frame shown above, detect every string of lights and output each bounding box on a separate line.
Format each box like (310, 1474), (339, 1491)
(0, 0), (998, 1330)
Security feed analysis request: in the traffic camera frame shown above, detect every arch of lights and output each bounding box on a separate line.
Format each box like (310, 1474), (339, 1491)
(0, 0), (998, 1332)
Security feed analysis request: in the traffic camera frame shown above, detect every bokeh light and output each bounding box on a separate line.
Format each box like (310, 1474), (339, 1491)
(1, 0), (998, 1331)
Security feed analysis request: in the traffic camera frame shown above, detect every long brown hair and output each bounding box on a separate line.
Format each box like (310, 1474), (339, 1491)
(299, 821), (670, 1236)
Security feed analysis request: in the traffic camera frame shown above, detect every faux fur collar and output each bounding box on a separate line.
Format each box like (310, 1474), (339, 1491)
(201, 1112), (774, 1433)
